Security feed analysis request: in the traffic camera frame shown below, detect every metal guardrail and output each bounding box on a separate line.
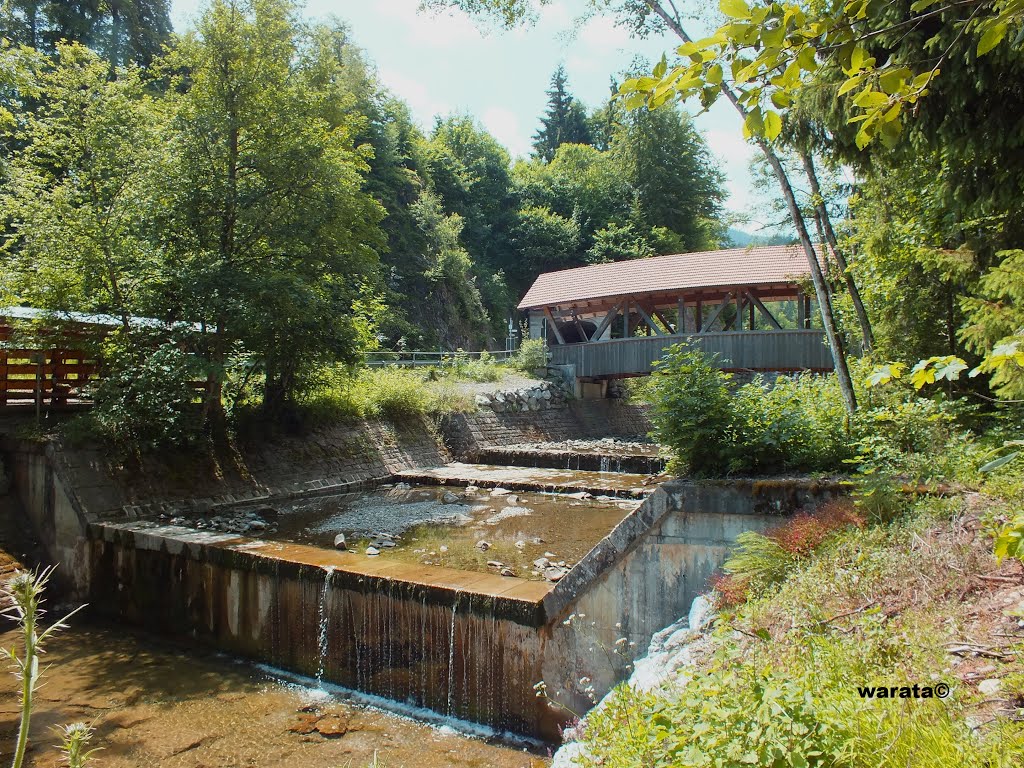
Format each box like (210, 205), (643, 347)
(364, 350), (517, 368)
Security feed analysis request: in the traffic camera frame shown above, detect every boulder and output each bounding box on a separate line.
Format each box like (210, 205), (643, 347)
(333, 534), (347, 550)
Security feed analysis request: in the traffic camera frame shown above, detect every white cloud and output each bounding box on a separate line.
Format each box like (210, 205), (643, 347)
(482, 106), (532, 158)
(372, 0), (489, 47)
(578, 16), (631, 51)
(377, 67), (451, 125)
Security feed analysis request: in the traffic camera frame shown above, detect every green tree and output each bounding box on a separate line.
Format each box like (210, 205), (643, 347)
(611, 103), (726, 252)
(532, 64), (592, 162)
(152, 0), (384, 422)
(0, 0), (171, 67)
(507, 204), (580, 286)
(0, 43), (159, 325)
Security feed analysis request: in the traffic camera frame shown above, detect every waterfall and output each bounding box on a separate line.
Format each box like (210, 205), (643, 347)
(599, 456), (610, 473)
(315, 566), (335, 686)
(447, 591), (461, 715)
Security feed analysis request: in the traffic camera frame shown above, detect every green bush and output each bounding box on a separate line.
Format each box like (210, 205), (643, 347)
(648, 346), (737, 475)
(508, 338), (548, 374)
(79, 332), (203, 451)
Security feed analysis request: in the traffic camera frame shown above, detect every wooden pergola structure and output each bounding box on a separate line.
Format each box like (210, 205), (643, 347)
(518, 245), (833, 379)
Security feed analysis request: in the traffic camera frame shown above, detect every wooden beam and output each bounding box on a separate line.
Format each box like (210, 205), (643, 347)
(653, 308), (675, 334)
(572, 313), (588, 341)
(634, 304), (664, 336)
(590, 302), (621, 342)
(677, 297), (685, 334)
(543, 307), (566, 344)
(696, 299), (703, 332)
(747, 291), (783, 330)
(623, 300), (630, 338)
(700, 293), (731, 331)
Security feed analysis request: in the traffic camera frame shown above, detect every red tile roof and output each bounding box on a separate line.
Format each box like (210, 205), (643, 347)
(517, 245), (814, 309)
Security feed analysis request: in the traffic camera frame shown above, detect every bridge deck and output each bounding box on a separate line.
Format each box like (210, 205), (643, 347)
(548, 330), (833, 379)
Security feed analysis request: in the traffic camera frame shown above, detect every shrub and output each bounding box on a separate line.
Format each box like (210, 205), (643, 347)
(648, 346), (737, 475)
(722, 500), (863, 597)
(80, 331), (203, 451)
(508, 338), (548, 374)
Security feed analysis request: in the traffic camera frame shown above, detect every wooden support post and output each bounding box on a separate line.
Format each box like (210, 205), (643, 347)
(634, 304), (664, 336)
(677, 297), (685, 334)
(797, 295), (806, 329)
(696, 299), (703, 332)
(543, 307), (566, 344)
(749, 297), (755, 330)
(572, 313), (588, 341)
(623, 301), (630, 338)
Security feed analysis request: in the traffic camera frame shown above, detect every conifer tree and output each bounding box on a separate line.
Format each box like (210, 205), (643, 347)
(531, 64), (592, 162)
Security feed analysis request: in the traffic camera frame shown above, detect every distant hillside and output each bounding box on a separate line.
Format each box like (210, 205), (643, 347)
(726, 227), (793, 247)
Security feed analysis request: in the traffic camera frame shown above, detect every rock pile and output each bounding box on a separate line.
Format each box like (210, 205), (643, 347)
(473, 380), (568, 413)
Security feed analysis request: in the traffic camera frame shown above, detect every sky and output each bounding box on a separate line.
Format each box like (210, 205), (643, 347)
(167, 0), (764, 227)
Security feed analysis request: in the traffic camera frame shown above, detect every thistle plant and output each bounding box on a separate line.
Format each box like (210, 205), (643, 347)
(56, 723), (98, 768)
(3, 567), (85, 768)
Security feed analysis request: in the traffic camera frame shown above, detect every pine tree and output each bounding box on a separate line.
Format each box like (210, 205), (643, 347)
(532, 65), (592, 162)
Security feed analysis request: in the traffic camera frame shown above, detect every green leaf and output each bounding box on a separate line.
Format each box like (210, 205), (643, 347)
(837, 74), (863, 96)
(978, 23), (1008, 56)
(720, 0), (751, 19)
(980, 451), (1020, 474)
(706, 63), (723, 85)
(852, 88), (890, 108)
(763, 110), (783, 141)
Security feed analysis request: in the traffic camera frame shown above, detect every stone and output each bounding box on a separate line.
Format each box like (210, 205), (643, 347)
(978, 678), (1002, 695)
(500, 568), (516, 577)
(378, 540), (397, 548)
(505, 495), (519, 504)
(441, 491), (462, 504)
(474, 394), (491, 407)
(544, 552), (557, 558)
(490, 488), (511, 496)
(395, 482), (412, 490)
(314, 713), (350, 737)
(439, 545), (449, 553)
(515, 540), (527, 550)
(333, 533), (347, 550)
(365, 546), (380, 556)
(475, 541), (491, 551)
(486, 560), (504, 568)
(533, 557), (549, 569)
(544, 567), (567, 582)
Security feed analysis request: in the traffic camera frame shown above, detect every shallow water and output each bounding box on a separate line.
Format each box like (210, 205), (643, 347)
(0, 623), (548, 768)
(270, 485), (639, 579)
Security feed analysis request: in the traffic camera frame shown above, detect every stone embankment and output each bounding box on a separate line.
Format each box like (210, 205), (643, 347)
(473, 380), (569, 413)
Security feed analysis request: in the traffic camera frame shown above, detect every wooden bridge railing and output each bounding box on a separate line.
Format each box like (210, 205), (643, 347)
(548, 330), (833, 379)
(0, 345), (100, 406)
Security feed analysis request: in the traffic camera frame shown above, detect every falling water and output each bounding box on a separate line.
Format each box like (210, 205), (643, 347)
(447, 591), (461, 715)
(599, 456), (610, 473)
(315, 566), (335, 686)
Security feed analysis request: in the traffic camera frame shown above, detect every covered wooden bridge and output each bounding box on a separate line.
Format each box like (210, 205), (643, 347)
(518, 245), (833, 380)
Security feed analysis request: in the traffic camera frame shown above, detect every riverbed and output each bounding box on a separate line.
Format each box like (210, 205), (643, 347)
(0, 623), (549, 768)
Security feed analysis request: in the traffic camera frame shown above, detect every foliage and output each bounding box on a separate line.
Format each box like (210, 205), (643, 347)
(993, 515), (1024, 562)
(960, 250), (1024, 399)
(647, 346), (736, 475)
(576, 494), (1024, 767)
(150, 0), (385, 418)
(297, 366), (472, 424)
(508, 338), (548, 373)
(532, 64), (592, 162)
(83, 330), (204, 451)
(0, 0), (171, 66)
(648, 345), (853, 475)
(1, 43), (159, 322)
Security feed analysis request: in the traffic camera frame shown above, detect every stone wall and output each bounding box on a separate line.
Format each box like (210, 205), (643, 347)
(440, 401), (653, 460)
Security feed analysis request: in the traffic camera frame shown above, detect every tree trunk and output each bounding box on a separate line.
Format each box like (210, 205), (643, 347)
(800, 151), (875, 353)
(644, 0), (858, 413)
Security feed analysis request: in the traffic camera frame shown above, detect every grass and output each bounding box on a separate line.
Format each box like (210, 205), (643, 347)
(568, 483), (1024, 767)
(297, 366), (475, 423)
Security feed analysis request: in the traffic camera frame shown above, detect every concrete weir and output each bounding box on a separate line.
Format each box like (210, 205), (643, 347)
(3, 433), (847, 741)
